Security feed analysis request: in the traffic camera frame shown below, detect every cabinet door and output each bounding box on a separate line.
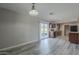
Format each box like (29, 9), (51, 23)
(77, 34), (79, 44)
(69, 33), (78, 44)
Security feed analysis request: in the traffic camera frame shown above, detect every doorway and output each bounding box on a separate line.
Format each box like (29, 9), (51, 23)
(64, 25), (70, 36)
(40, 22), (49, 40)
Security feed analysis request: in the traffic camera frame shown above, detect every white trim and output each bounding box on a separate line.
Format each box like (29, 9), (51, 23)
(0, 40), (38, 51)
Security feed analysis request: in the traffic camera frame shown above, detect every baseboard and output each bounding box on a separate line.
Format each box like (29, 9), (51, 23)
(0, 40), (38, 52)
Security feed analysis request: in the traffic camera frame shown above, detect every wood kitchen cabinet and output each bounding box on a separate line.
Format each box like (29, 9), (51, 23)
(69, 33), (79, 44)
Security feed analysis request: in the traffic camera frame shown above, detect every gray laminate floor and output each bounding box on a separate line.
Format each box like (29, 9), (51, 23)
(18, 37), (79, 55)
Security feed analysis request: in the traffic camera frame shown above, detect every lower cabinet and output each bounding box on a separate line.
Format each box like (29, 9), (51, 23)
(69, 33), (79, 44)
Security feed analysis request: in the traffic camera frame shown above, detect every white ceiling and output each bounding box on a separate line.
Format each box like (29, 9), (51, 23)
(0, 3), (79, 22)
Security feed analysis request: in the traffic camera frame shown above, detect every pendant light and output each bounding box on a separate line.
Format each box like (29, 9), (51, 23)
(29, 3), (39, 16)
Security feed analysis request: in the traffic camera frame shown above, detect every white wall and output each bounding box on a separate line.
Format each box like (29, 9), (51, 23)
(0, 8), (39, 49)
